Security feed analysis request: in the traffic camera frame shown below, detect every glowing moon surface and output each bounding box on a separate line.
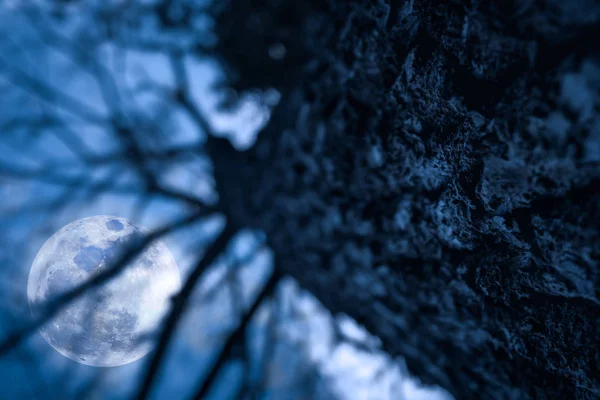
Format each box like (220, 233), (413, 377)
(27, 216), (181, 367)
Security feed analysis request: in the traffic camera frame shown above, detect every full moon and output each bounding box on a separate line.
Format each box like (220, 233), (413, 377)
(27, 216), (181, 367)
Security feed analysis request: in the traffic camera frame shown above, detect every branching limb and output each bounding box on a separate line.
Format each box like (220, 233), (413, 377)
(169, 53), (220, 139)
(0, 56), (108, 125)
(188, 270), (282, 400)
(134, 222), (238, 400)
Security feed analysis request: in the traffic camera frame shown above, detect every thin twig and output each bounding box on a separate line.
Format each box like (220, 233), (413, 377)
(0, 56), (107, 125)
(23, 9), (123, 115)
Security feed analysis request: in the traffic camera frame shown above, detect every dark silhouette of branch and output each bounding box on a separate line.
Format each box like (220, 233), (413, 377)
(0, 114), (97, 163)
(247, 290), (279, 400)
(54, 141), (207, 168)
(233, 346), (251, 400)
(188, 270), (282, 400)
(134, 222), (238, 400)
(227, 254), (252, 400)
(0, 55), (108, 124)
(22, 9), (123, 115)
(0, 155), (213, 210)
(9, 327), (53, 399)
(169, 53), (223, 141)
(200, 241), (267, 305)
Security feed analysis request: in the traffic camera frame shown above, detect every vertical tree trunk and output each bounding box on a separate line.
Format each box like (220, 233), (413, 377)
(209, 1), (600, 399)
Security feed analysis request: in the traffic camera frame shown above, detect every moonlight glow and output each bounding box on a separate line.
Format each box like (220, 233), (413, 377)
(27, 216), (181, 367)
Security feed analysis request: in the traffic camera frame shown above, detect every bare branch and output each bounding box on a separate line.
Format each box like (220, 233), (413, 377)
(252, 289), (281, 400)
(188, 270), (282, 400)
(0, 56), (107, 125)
(134, 222), (238, 400)
(169, 53), (220, 139)
(200, 241), (267, 305)
(23, 9), (123, 115)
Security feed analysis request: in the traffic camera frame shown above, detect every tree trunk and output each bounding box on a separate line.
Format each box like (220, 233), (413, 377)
(208, 1), (600, 399)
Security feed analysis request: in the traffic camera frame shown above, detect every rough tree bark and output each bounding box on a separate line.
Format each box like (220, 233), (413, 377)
(205, 1), (600, 399)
